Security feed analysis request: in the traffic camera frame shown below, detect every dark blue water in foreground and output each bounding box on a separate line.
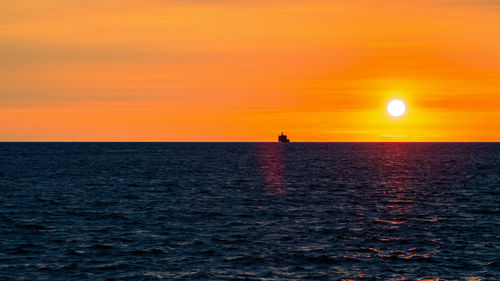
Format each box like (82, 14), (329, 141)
(0, 143), (498, 280)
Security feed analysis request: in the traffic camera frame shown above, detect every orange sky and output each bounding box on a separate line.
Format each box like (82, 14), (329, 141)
(1, 0), (499, 141)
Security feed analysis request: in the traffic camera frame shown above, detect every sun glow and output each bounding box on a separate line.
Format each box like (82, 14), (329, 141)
(387, 99), (406, 117)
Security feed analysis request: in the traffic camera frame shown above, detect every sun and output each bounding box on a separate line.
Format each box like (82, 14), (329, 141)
(387, 99), (406, 117)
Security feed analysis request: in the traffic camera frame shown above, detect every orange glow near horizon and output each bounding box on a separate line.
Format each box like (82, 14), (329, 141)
(1, 0), (499, 141)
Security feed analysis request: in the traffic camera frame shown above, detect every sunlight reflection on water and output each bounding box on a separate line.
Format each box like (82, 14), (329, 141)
(255, 143), (286, 194)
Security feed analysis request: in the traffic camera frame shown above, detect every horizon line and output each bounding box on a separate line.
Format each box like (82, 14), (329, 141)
(0, 141), (498, 143)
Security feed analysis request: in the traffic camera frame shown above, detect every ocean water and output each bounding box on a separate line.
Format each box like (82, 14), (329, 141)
(0, 142), (498, 280)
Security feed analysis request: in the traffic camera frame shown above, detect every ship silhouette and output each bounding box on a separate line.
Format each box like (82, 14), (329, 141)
(278, 132), (290, 143)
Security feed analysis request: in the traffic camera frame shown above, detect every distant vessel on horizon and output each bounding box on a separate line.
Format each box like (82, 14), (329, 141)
(278, 132), (290, 143)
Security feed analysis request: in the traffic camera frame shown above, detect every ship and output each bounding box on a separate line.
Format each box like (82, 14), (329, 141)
(278, 132), (290, 143)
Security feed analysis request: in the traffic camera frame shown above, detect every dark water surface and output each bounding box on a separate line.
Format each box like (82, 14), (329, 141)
(0, 143), (498, 280)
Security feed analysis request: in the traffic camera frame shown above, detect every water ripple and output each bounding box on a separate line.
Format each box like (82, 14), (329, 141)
(0, 142), (498, 280)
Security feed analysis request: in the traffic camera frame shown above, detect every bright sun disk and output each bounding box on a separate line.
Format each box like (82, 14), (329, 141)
(387, 99), (406, 117)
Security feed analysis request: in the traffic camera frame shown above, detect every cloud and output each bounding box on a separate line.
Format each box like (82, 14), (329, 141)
(438, 0), (500, 7)
(0, 41), (216, 67)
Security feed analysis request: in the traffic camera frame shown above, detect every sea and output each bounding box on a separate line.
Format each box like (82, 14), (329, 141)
(0, 142), (498, 280)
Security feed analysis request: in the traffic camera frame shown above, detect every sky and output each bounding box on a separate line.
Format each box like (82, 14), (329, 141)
(1, 0), (499, 141)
